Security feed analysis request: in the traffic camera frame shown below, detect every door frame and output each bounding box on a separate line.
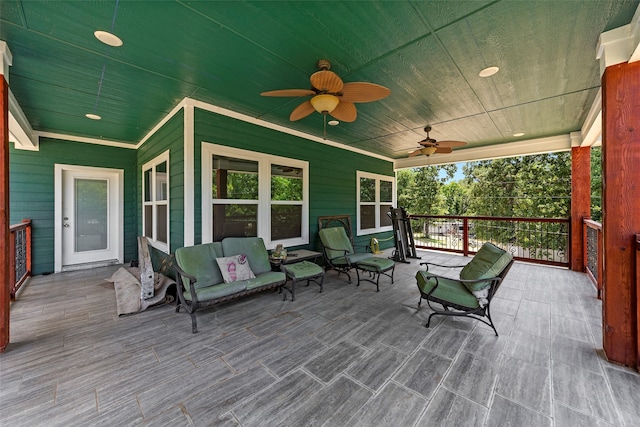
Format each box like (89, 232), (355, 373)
(54, 164), (124, 272)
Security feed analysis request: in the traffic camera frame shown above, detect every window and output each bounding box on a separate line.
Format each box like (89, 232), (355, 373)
(357, 171), (395, 234)
(202, 143), (308, 248)
(142, 151), (169, 251)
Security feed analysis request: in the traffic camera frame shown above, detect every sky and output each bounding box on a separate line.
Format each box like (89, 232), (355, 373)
(439, 162), (465, 182)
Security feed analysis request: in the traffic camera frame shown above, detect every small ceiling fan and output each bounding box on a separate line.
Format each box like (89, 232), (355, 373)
(409, 126), (468, 157)
(261, 59), (390, 123)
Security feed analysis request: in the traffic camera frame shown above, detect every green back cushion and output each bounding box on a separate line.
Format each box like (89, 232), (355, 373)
(319, 227), (354, 259)
(175, 242), (224, 289)
(460, 242), (512, 292)
(221, 237), (271, 275)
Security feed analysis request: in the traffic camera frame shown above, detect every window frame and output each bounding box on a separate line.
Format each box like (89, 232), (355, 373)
(202, 143), (309, 248)
(356, 171), (395, 235)
(141, 150), (170, 252)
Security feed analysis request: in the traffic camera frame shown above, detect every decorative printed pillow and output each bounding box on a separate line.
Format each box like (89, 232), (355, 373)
(216, 254), (256, 283)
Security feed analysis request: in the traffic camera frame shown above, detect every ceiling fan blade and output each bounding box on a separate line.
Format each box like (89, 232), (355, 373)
(435, 147), (453, 154)
(408, 149), (423, 157)
(340, 82), (391, 103)
(261, 89), (316, 97)
(436, 140), (467, 148)
(329, 101), (357, 122)
(289, 100), (315, 121)
(310, 70), (344, 93)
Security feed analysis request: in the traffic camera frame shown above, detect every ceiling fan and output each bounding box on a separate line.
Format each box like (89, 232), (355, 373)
(261, 59), (390, 123)
(409, 126), (468, 157)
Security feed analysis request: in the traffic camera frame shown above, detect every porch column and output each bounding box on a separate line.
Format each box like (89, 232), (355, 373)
(601, 60), (640, 368)
(570, 146), (590, 271)
(0, 73), (9, 352)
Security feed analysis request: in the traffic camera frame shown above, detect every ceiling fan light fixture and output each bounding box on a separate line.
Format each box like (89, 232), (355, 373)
(479, 66), (499, 77)
(310, 94), (340, 113)
(94, 30), (123, 47)
(421, 146), (438, 156)
(328, 120), (340, 126)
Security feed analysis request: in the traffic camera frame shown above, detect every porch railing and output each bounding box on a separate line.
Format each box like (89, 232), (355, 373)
(583, 218), (603, 298)
(408, 215), (570, 267)
(9, 219), (32, 300)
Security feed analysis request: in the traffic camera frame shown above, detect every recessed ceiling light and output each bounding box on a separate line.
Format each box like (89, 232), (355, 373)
(94, 30), (123, 47)
(513, 132), (525, 137)
(86, 113), (102, 120)
(328, 120), (339, 126)
(479, 66), (499, 77)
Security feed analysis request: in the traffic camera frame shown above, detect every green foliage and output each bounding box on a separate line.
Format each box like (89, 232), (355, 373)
(590, 147), (602, 222)
(397, 165), (455, 215)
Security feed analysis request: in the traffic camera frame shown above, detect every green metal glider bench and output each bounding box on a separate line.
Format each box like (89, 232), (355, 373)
(415, 242), (513, 336)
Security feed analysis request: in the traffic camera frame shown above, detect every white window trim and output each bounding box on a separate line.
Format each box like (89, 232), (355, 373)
(356, 171), (395, 235)
(201, 142), (309, 249)
(142, 150), (170, 252)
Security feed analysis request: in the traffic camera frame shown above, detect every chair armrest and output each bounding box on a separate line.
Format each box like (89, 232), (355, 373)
(421, 271), (503, 300)
(419, 261), (467, 272)
(173, 263), (200, 304)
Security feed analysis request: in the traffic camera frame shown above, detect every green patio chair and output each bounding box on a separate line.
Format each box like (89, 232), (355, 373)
(415, 242), (514, 335)
(318, 226), (374, 283)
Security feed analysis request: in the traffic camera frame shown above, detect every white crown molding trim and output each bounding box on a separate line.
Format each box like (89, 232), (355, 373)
(135, 98), (188, 149)
(394, 134), (572, 170)
(189, 98), (393, 162)
(34, 131), (136, 149)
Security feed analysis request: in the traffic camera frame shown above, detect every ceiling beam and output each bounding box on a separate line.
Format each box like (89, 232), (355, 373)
(394, 134), (572, 170)
(596, 4), (640, 73)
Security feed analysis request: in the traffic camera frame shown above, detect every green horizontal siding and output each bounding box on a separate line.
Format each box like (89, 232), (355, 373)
(9, 139), (138, 275)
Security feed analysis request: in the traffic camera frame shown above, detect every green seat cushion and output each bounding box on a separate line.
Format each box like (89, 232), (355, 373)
(416, 271), (479, 309)
(460, 242), (512, 292)
(282, 261), (324, 280)
(244, 271), (286, 290)
(222, 237), (271, 275)
(356, 257), (395, 272)
(175, 242), (224, 289)
(184, 280), (247, 301)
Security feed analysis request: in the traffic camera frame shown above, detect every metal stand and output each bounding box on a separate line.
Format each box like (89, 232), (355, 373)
(388, 207), (420, 263)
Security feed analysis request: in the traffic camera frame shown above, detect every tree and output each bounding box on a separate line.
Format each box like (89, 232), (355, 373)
(397, 165), (456, 215)
(590, 147), (602, 222)
(441, 181), (469, 215)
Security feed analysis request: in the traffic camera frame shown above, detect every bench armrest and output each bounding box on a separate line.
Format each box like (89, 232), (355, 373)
(173, 263), (200, 304)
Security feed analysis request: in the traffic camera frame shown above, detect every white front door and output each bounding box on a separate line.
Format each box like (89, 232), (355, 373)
(55, 165), (123, 271)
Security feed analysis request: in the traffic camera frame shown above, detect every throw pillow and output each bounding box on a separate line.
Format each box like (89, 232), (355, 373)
(216, 254), (256, 283)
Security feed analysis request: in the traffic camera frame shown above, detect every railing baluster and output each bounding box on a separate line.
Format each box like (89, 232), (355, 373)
(408, 214), (570, 267)
(9, 219), (32, 300)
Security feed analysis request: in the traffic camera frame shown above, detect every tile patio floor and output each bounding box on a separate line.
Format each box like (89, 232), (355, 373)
(1, 249), (639, 426)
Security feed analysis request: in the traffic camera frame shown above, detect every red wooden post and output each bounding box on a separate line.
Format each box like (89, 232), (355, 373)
(635, 234), (640, 372)
(570, 147), (590, 271)
(462, 217), (469, 257)
(601, 60), (640, 369)
(1, 75), (9, 353)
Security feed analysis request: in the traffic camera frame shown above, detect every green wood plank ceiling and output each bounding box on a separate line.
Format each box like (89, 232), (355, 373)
(1, 0), (637, 161)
